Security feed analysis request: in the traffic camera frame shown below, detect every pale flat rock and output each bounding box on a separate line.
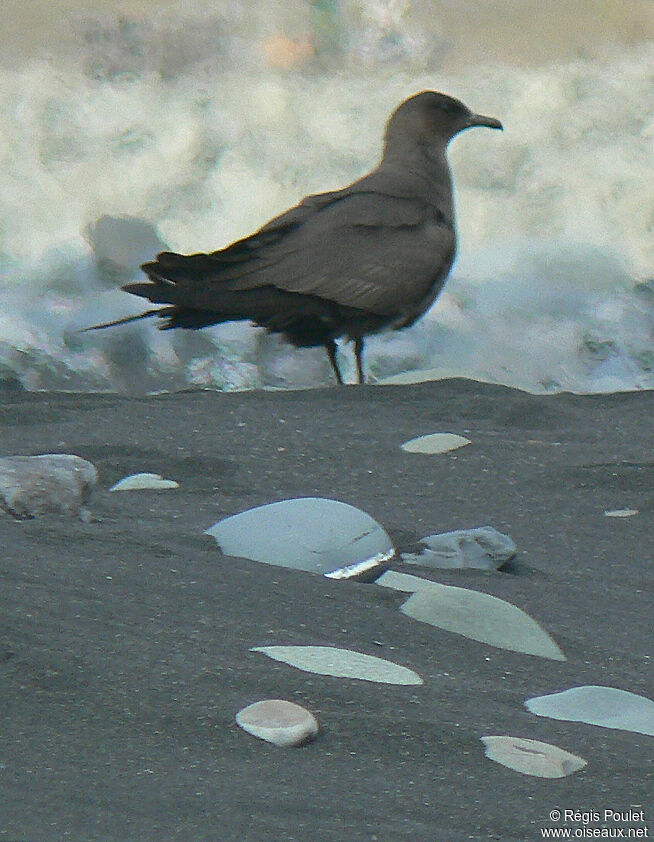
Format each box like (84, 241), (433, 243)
(402, 526), (516, 570)
(400, 584), (566, 660)
(251, 645), (423, 685)
(109, 472), (179, 491)
(0, 454), (97, 521)
(526, 686), (654, 736)
(481, 736), (587, 778)
(236, 699), (319, 747)
(376, 570), (438, 592)
(401, 433), (471, 454)
(206, 497), (394, 579)
(604, 508), (638, 518)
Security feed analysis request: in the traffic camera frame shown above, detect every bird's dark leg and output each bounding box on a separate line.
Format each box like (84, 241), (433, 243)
(326, 338), (344, 385)
(354, 337), (365, 384)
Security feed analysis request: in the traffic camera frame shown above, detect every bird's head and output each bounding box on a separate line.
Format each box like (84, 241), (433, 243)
(384, 91), (503, 158)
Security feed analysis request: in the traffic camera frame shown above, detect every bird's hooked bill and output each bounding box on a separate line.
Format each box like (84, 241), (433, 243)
(467, 113), (503, 130)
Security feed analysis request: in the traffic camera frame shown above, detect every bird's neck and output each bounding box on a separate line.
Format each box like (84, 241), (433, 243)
(372, 148), (455, 221)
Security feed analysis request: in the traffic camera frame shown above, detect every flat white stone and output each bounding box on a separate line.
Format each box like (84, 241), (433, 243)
(376, 570), (438, 592)
(526, 686), (654, 736)
(401, 433), (471, 454)
(251, 645), (423, 685)
(109, 472), (179, 491)
(400, 584), (566, 661)
(604, 508), (638, 518)
(481, 736), (587, 778)
(236, 699), (319, 747)
(205, 497), (394, 577)
(402, 526), (516, 570)
(0, 454), (97, 520)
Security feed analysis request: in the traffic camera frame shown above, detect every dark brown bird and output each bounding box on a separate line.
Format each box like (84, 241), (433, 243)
(91, 91), (502, 384)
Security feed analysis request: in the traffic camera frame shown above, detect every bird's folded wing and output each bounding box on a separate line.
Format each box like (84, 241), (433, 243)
(154, 191), (455, 317)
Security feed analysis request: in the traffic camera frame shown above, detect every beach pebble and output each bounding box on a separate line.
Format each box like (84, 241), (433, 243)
(526, 686), (654, 736)
(252, 645), (423, 685)
(481, 736), (587, 778)
(236, 699), (319, 747)
(205, 497), (394, 579)
(0, 454), (97, 521)
(604, 508), (638, 518)
(109, 472), (179, 491)
(400, 433), (471, 454)
(399, 583), (566, 661)
(402, 526), (516, 570)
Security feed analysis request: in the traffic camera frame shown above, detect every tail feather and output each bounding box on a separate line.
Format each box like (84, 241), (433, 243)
(80, 309), (161, 331)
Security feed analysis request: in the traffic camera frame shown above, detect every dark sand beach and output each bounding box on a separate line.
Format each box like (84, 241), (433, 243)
(1, 379), (652, 841)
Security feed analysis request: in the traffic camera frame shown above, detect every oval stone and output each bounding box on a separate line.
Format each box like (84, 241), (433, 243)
(482, 736), (587, 778)
(400, 433), (471, 454)
(252, 645), (423, 685)
(236, 699), (319, 747)
(526, 686), (654, 736)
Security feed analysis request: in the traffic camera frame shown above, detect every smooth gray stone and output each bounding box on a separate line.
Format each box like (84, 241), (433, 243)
(0, 454), (98, 521)
(526, 686), (654, 736)
(400, 432), (471, 454)
(252, 646), (423, 685)
(481, 736), (587, 778)
(402, 526), (516, 570)
(236, 699), (320, 747)
(399, 583), (566, 660)
(205, 497), (394, 577)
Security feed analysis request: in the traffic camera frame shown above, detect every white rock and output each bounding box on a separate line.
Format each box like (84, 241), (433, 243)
(604, 508), (638, 518)
(481, 736), (587, 778)
(0, 454), (98, 520)
(205, 497), (394, 578)
(109, 472), (179, 491)
(236, 699), (319, 747)
(402, 527), (516, 570)
(401, 433), (471, 454)
(251, 645), (423, 685)
(399, 583), (566, 661)
(376, 570), (438, 592)
(526, 686), (654, 736)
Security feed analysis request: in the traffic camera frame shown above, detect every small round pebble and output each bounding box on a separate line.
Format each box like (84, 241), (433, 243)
(236, 699), (320, 747)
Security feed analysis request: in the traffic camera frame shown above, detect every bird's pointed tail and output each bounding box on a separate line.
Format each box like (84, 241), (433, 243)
(80, 309), (161, 332)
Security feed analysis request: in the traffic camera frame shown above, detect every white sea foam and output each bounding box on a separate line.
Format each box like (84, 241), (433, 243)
(1, 5), (653, 393)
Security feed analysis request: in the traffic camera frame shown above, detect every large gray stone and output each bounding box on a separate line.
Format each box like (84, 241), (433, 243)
(0, 454), (98, 521)
(205, 497), (394, 579)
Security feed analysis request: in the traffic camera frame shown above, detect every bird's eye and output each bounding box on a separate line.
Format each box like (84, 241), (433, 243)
(439, 100), (460, 116)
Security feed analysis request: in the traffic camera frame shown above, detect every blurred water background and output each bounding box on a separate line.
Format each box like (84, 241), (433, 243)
(2, 0), (653, 393)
